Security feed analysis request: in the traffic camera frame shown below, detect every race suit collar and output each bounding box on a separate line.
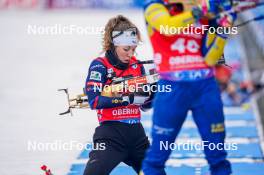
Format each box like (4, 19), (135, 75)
(105, 49), (129, 70)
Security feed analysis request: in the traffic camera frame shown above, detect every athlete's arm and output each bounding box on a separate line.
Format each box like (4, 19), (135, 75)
(85, 60), (125, 110)
(202, 32), (227, 66)
(202, 3), (237, 66)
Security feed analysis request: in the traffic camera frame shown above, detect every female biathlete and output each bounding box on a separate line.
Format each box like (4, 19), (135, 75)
(84, 15), (152, 175)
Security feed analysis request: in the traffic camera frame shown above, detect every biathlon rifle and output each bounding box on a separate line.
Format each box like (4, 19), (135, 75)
(58, 88), (89, 116)
(59, 60), (158, 116)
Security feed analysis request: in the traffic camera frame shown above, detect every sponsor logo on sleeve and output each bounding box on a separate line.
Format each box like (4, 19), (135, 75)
(132, 64), (138, 69)
(90, 71), (102, 81)
(90, 64), (105, 70)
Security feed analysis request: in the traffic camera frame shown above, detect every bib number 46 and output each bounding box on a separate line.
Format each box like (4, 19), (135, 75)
(171, 38), (200, 54)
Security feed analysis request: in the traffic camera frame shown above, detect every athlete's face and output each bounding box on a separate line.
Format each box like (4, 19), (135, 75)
(115, 45), (137, 64)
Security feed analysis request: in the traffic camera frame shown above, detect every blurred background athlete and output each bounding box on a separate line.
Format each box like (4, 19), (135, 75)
(141, 0), (236, 175)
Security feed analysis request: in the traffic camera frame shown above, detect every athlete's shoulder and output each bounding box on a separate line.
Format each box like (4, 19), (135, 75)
(87, 58), (107, 83)
(144, 0), (163, 9)
(89, 57), (107, 71)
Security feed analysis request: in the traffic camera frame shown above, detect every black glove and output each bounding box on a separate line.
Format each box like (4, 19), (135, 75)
(140, 83), (156, 111)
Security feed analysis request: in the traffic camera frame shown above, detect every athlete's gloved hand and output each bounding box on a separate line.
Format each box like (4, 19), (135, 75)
(140, 92), (155, 111)
(208, 12), (237, 39)
(207, 0), (237, 36)
(140, 83), (157, 111)
(217, 13), (236, 28)
(122, 93), (150, 106)
(218, 13), (237, 38)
